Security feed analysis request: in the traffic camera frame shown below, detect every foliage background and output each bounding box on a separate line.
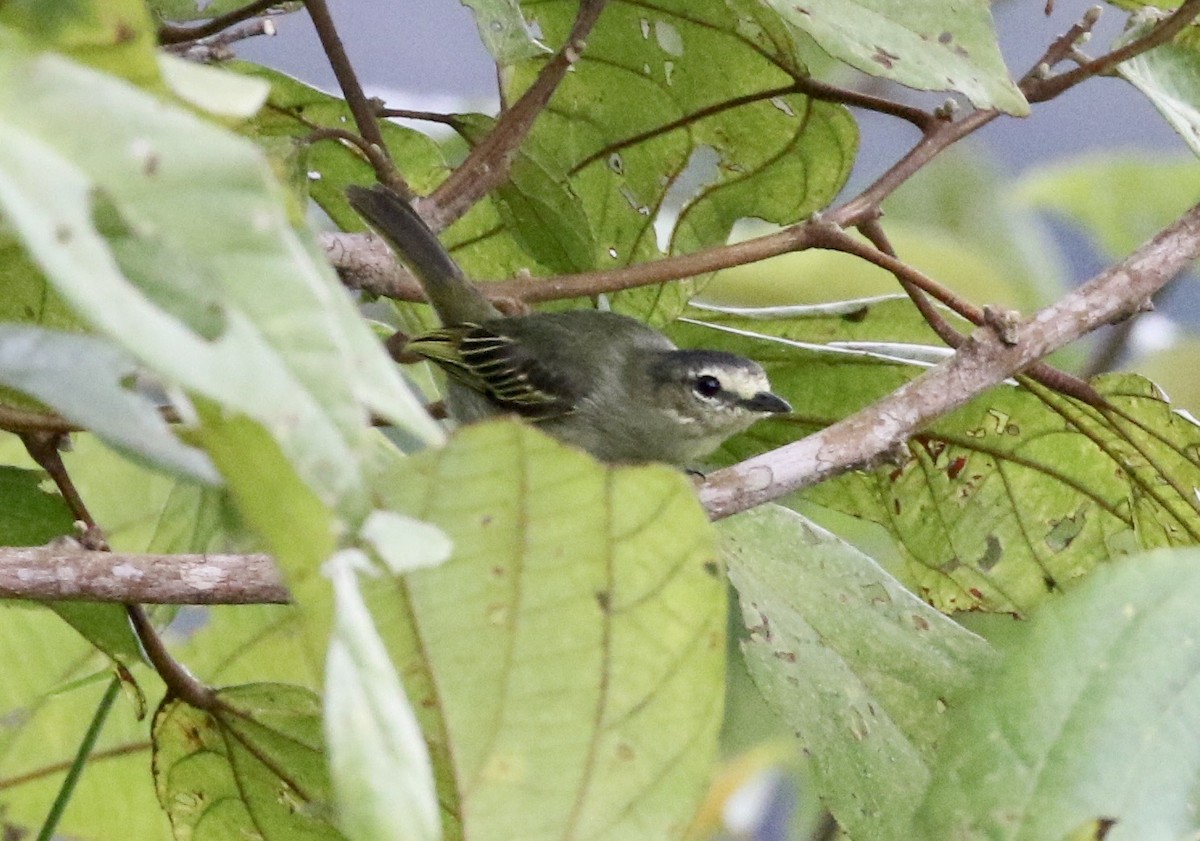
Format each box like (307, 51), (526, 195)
(1, 1), (1200, 840)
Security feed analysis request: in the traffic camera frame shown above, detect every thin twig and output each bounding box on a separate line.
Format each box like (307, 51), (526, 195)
(158, 0), (280, 44)
(303, 0), (409, 195)
(162, 17), (277, 61)
(0, 741), (151, 792)
(857, 218), (969, 347)
(305, 127), (395, 177)
(0, 406), (79, 434)
(426, 0), (608, 229)
(851, 220), (1106, 405)
(19, 433), (228, 712)
(20, 432), (107, 548)
(1024, 0), (1200, 102)
(794, 75), (937, 133)
(570, 83), (800, 174)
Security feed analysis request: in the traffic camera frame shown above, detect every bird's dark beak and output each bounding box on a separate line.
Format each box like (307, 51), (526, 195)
(743, 392), (791, 414)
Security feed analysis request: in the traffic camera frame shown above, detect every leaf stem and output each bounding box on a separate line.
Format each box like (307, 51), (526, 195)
(33, 677), (122, 841)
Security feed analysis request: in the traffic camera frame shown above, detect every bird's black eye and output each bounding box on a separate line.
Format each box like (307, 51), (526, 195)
(693, 374), (722, 398)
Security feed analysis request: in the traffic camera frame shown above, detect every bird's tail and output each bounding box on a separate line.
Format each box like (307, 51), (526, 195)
(345, 185), (498, 323)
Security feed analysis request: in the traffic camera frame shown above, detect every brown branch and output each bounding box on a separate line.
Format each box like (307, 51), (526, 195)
(303, 0), (409, 195)
(425, 0), (608, 229)
(158, 0), (280, 44)
(1024, 0), (1200, 102)
(161, 17), (276, 60)
(128, 604), (219, 709)
(0, 406), (79, 434)
(305, 127), (394, 177)
(0, 544), (286, 604)
(699, 202), (1200, 518)
(793, 75), (937, 133)
(850, 220), (1106, 405)
(325, 221), (822, 303)
(20, 433), (105, 548)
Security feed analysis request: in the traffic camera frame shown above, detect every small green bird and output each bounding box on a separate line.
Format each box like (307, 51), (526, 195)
(346, 185), (790, 465)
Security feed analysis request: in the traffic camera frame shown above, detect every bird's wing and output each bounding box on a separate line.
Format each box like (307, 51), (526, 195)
(407, 324), (580, 420)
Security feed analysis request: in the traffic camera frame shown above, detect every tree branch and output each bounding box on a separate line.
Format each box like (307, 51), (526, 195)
(304, 0), (409, 195)
(157, 0), (281, 44)
(1024, 0), (1200, 103)
(0, 544), (287, 604)
(424, 0), (608, 229)
(699, 202), (1200, 519)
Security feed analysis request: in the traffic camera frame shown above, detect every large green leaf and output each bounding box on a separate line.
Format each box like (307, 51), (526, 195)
(672, 317), (1200, 614)
(370, 420), (726, 841)
(0, 28), (440, 528)
(915, 548), (1200, 840)
(763, 0), (1028, 114)
(723, 505), (993, 841)
(498, 0), (856, 323)
(0, 0), (160, 87)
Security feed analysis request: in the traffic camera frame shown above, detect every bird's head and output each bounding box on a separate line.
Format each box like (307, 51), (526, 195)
(645, 350), (791, 442)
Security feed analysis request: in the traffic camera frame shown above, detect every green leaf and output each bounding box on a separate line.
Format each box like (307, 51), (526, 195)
(672, 317), (1200, 614)
(0, 0), (161, 87)
(359, 510), (452, 575)
(372, 420), (725, 841)
(723, 505), (993, 841)
(0, 464), (75, 545)
(0, 458), (148, 669)
(1016, 152), (1200, 259)
(915, 548), (1200, 839)
(461, 0), (550, 64)
(0, 603), (169, 840)
(188, 403), (335, 587)
(152, 683), (344, 841)
(158, 54), (271, 119)
(232, 62), (448, 226)
(0, 233), (87, 333)
(763, 0), (1028, 115)
(0, 31), (441, 523)
(148, 0), (301, 21)
(451, 112), (598, 274)
(1118, 11), (1200, 157)
(0, 326), (217, 482)
(497, 0), (856, 323)
(324, 552), (440, 841)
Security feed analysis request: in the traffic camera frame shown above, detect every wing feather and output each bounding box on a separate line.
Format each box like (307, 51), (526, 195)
(406, 324), (579, 420)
